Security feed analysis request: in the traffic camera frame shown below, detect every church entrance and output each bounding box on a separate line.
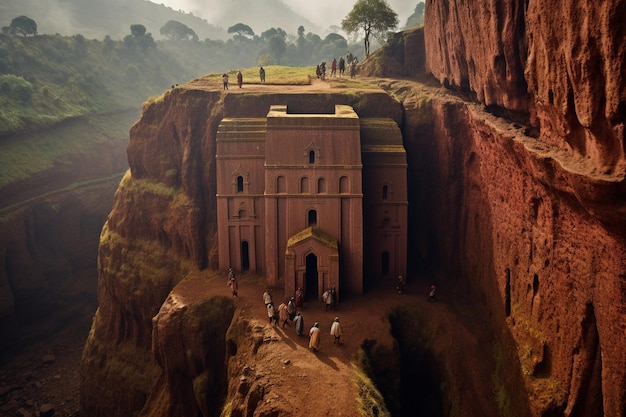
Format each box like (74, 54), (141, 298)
(284, 227), (339, 303)
(305, 253), (318, 301)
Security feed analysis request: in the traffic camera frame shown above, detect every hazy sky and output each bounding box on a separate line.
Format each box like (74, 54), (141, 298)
(155, 0), (418, 31)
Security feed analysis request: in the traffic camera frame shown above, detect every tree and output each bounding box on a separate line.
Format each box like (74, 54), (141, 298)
(125, 25), (156, 50)
(160, 20), (198, 41)
(404, 2), (425, 28)
(261, 28), (287, 64)
(10, 16), (37, 37)
(130, 24), (147, 38)
(227, 23), (255, 39)
(341, 0), (398, 57)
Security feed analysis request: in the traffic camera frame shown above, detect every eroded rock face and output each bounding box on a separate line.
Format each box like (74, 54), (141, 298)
(139, 276), (235, 417)
(424, 0), (529, 112)
(424, 0), (626, 180)
(402, 94), (626, 416)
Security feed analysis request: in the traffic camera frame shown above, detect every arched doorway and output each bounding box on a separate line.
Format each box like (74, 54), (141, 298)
(241, 241), (250, 272)
(305, 253), (318, 301)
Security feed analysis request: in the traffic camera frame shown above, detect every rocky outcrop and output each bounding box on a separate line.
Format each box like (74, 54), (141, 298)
(358, 27), (426, 78)
(400, 89), (626, 416)
(424, 0), (626, 180)
(139, 275), (235, 417)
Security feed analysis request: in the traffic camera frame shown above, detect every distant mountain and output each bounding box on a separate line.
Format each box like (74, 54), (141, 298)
(0, 0), (227, 40)
(198, 0), (321, 36)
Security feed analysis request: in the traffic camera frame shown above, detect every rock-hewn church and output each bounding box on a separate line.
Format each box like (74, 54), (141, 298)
(216, 104), (407, 301)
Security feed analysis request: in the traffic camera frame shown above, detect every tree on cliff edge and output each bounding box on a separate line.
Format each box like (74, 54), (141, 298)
(341, 0), (398, 57)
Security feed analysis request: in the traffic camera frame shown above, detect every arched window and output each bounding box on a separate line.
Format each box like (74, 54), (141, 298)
(301, 177), (310, 193)
(309, 150), (315, 164)
(382, 185), (388, 200)
(339, 176), (349, 194)
(277, 176), (286, 193)
(236, 176), (244, 193)
(318, 178), (327, 193)
(308, 209), (317, 226)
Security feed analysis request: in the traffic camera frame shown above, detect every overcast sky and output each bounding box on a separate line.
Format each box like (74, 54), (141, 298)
(154, 0), (418, 31)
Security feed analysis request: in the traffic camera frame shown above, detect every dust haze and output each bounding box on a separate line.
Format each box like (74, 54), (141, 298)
(157, 0), (417, 35)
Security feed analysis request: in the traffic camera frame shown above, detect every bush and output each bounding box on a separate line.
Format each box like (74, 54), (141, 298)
(0, 74), (33, 102)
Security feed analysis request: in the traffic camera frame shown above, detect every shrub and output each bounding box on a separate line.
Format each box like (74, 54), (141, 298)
(0, 74), (33, 102)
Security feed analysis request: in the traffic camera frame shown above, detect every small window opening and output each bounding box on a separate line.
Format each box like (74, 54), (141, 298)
(382, 185), (388, 200)
(308, 209), (317, 226)
(309, 150), (315, 164)
(236, 176), (244, 193)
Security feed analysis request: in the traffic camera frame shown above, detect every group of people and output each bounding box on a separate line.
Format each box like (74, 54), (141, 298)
(308, 317), (342, 352)
(229, 268), (439, 358)
(260, 286), (342, 352)
(316, 55), (359, 80)
(221, 70), (244, 90)
(263, 289), (305, 336)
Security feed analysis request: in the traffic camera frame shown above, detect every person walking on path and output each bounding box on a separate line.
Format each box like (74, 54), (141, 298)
(237, 70), (243, 88)
(278, 301), (289, 328)
(263, 289), (273, 307)
(222, 73), (229, 90)
(295, 287), (304, 308)
(294, 312), (304, 336)
(267, 302), (278, 325)
(287, 298), (297, 321)
(428, 285), (437, 302)
(259, 66), (265, 82)
(397, 275), (405, 294)
(330, 317), (342, 344)
(227, 268), (237, 297)
(309, 322), (320, 351)
(322, 289), (332, 311)
(330, 287), (337, 309)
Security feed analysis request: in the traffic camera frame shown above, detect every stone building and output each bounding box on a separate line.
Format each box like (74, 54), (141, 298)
(216, 104), (407, 301)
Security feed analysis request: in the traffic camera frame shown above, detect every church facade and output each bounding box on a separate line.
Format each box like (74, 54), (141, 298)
(216, 104), (407, 301)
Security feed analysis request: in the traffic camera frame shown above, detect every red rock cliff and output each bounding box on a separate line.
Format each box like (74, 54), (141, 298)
(418, 0), (625, 415)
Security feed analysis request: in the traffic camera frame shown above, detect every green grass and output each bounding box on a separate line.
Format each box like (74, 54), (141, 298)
(199, 65), (315, 86)
(0, 112), (136, 188)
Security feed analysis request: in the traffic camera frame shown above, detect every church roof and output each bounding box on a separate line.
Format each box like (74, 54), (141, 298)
(286, 227), (339, 250)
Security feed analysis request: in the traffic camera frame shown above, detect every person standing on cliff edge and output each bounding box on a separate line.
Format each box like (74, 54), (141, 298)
(222, 73), (229, 90)
(237, 70), (243, 88)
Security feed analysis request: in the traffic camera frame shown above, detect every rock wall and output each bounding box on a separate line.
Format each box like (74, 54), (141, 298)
(402, 92), (626, 416)
(418, 0), (626, 415)
(424, 0), (626, 178)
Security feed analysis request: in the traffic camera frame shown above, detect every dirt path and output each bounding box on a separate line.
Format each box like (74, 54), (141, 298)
(200, 269), (485, 417)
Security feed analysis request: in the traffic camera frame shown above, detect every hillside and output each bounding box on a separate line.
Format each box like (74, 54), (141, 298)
(0, 0), (226, 40)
